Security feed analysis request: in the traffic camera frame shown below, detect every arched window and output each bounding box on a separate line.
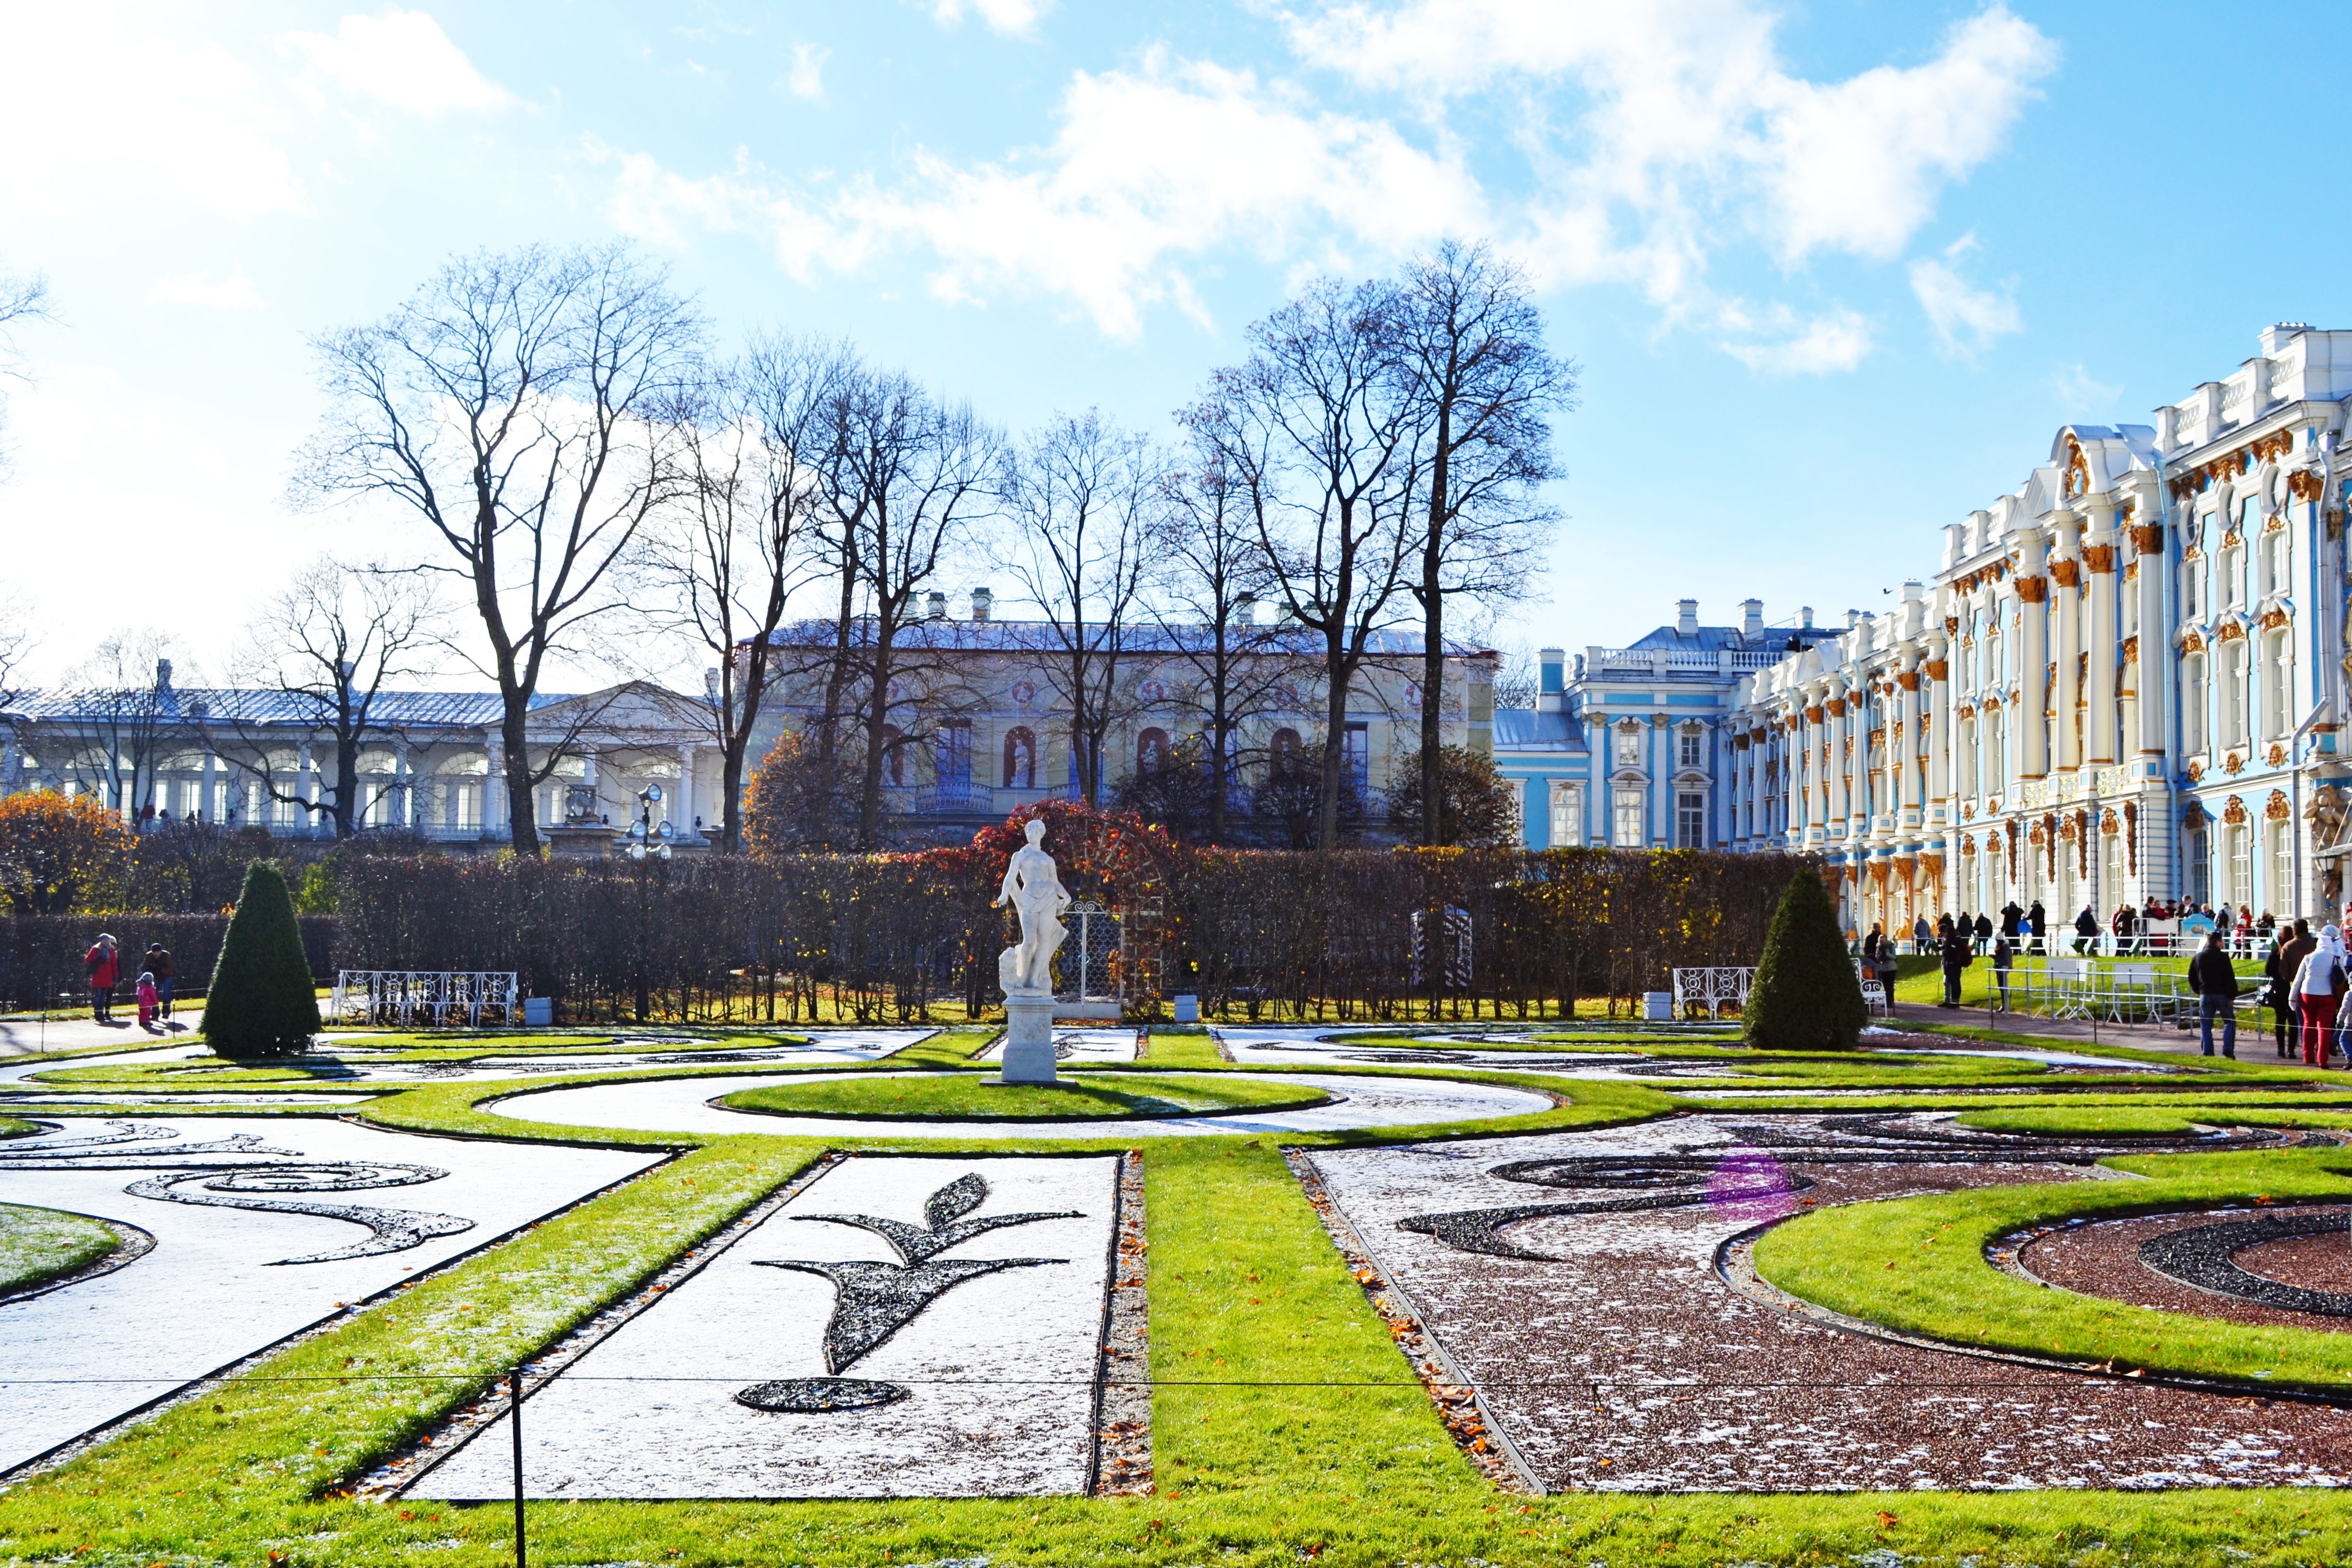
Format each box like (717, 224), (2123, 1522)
(1002, 726), (1036, 790)
(2219, 638), (2247, 747)
(2265, 629), (2292, 738)
(1986, 706), (2005, 793)
(1269, 728), (1303, 778)
(1137, 727), (1171, 775)
(881, 725), (906, 787)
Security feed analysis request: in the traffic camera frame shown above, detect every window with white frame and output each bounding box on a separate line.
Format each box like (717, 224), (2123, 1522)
(2265, 629), (2292, 738)
(2226, 822), (2251, 909)
(1678, 728), (1702, 769)
(1548, 781), (1582, 848)
(2272, 821), (2295, 918)
(2221, 542), (2245, 610)
(2185, 828), (2210, 905)
(1611, 787), (1645, 848)
(2183, 652), (2207, 753)
(1986, 707), (2005, 791)
(1676, 791), (1706, 849)
(2264, 527), (2289, 599)
(2182, 556), (2203, 621)
(2220, 639), (2248, 747)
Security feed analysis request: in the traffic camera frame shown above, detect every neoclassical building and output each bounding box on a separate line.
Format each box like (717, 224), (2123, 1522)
(1718, 323), (2352, 934)
(745, 593), (1500, 837)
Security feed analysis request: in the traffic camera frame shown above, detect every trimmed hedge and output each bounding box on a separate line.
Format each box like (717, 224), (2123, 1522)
(1744, 869), (1866, 1051)
(200, 863), (323, 1057)
(0, 913), (336, 1014)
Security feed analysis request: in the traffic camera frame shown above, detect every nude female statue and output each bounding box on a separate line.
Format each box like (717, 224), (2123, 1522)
(995, 818), (1071, 995)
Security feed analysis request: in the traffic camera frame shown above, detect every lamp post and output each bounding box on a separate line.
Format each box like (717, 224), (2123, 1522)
(625, 785), (672, 1021)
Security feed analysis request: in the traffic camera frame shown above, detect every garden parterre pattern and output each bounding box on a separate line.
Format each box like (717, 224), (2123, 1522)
(488, 1069), (1553, 1139)
(1307, 1112), (2352, 1491)
(406, 1154), (1122, 1500)
(0, 1117), (659, 1473)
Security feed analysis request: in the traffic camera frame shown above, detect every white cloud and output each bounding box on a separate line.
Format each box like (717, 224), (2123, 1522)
(283, 9), (516, 116)
(788, 44), (829, 102)
(1720, 305), (1874, 377)
(2053, 361), (2123, 411)
(598, 54), (1482, 339)
(931, 0), (1050, 36)
(1908, 232), (2020, 356)
(145, 270), (265, 310)
(0, 6), (301, 221)
(1283, 1), (2057, 278)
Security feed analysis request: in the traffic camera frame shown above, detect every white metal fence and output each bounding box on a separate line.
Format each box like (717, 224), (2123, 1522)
(331, 970), (521, 1028)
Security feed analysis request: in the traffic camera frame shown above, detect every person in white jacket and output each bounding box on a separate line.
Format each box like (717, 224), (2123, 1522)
(2292, 925), (2350, 1069)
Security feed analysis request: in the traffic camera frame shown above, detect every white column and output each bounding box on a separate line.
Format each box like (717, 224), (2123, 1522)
(2133, 506), (2168, 758)
(299, 739), (318, 836)
(2016, 527), (2052, 779)
(2051, 510), (2082, 773)
(394, 738), (412, 829)
(677, 743), (699, 839)
(2084, 499), (2122, 767)
(482, 732), (505, 839)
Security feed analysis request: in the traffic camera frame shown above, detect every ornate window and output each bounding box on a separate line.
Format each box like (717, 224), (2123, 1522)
(1268, 727), (1304, 778)
(2219, 638), (2248, 748)
(2183, 652), (2208, 754)
(2265, 629), (2292, 738)
(1611, 787), (1645, 848)
(1676, 791), (1706, 849)
(1678, 727), (1703, 770)
(1548, 781), (1582, 848)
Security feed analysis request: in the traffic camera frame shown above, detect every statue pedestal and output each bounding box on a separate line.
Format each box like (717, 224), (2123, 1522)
(1000, 993), (1059, 1086)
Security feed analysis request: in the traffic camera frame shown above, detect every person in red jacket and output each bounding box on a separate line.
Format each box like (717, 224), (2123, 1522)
(84, 934), (120, 1024)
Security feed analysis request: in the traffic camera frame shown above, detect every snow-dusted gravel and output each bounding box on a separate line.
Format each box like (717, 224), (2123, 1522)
(486, 1070), (1552, 1140)
(408, 1155), (1119, 1499)
(1308, 1115), (2352, 1491)
(1212, 1028), (1742, 1082)
(0, 1118), (660, 1474)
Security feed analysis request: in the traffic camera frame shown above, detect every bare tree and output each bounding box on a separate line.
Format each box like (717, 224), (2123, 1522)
(294, 242), (705, 853)
(0, 590), (32, 712)
(1396, 241), (1573, 842)
(819, 371), (999, 847)
(1142, 440), (1300, 844)
(40, 632), (178, 821)
(1000, 410), (1159, 805)
(633, 337), (852, 851)
(215, 558), (445, 840)
(0, 267), (53, 478)
(1191, 277), (1421, 851)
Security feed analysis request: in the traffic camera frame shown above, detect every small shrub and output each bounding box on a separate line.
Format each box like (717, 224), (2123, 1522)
(1744, 868), (1864, 1051)
(202, 862), (322, 1058)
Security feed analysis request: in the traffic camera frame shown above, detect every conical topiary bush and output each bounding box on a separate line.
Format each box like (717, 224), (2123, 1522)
(1744, 868), (1866, 1051)
(203, 861), (322, 1058)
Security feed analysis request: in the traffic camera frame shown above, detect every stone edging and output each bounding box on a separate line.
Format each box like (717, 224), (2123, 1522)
(1090, 1149), (1151, 1496)
(1284, 1148), (1542, 1496)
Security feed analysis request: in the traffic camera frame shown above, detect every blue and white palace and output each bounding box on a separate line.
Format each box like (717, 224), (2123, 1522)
(1499, 324), (2352, 934)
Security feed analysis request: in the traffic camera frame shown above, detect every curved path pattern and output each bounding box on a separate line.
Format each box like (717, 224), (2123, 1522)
(489, 1070), (1553, 1140)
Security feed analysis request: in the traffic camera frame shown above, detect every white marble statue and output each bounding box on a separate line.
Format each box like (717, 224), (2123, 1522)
(994, 819), (1071, 996)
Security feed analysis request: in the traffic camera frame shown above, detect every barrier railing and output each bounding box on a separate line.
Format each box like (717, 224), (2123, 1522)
(332, 970), (521, 1028)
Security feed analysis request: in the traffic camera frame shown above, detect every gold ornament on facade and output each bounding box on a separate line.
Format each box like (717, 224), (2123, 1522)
(2253, 430), (2295, 464)
(2223, 795), (2248, 825)
(2267, 742), (2288, 767)
(2182, 800), (2207, 830)
(1924, 659), (1948, 682)
(2016, 575), (2049, 603)
(2261, 607), (2290, 631)
(2290, 469), (2324, 503)
(2129, 523), (2164, 554)
(2267, 789), (2292, 821)
(2082, 544), (2116, 573)
(2050, 558), (2083, 589)
(2099, 808), (2119, 834)
(2217, 621), (2246, 643)
(2062, 436), (2089, 500)
(2121, 635), (2139, 662)
(2224, 751), (2245, 775)
(2187, 760), (2205, 782)
(2180, 629), (2206, 653)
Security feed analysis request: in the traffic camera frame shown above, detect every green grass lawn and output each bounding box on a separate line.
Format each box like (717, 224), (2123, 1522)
(29, 1026), (2352, 1563)
(716, 1070), (1331, 1120)
(0, 1203), (119, 1294)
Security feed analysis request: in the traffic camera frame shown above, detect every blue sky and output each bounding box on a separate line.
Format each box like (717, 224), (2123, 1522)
(5, 0), (2350, 689)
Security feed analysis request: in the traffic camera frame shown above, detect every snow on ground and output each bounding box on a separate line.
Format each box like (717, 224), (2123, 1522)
(1212, 1028), (1741, 1081)
(409, 1155), (1119, 1499)
(0, 1118), (660, 1473)
(486, 1071), (1551, 1140)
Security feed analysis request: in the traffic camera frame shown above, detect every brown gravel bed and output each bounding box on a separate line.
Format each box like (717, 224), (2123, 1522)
(1310, 1116), (2352, 1490)
(2018, 1206), (2352, 1334)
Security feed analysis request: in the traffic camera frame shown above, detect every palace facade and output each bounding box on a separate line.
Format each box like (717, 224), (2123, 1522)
(1717, 324), (2352, 934)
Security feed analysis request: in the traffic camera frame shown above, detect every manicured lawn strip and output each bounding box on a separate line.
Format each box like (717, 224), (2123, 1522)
(1666, 1088), (2352, 1116)
(1752, 1144), (2352, 1391)
(717, 1071), (1331, 1121)
(0, 1116), (38, 1138)
(1140, 1030), (1224, 1070)
(0, 1202), (119, 1293)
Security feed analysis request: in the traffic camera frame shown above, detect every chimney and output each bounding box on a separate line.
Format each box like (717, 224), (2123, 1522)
(926, 591), (947, 620)
(704, 667), (721, 701)
(1800, 605), (1815, 629)
(1845, 608), (1861, 631)
(1739, 599), (1762, 638)
(970, 586), (992, 622)
(155, 658), (173, 691)
(1537, 647), (1565, 713)
(1233, 592), (1257, 627)
(1676, 598), (1699, 636)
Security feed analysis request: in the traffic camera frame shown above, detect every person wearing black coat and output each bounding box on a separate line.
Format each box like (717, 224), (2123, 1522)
(2000, 900), (2024, 938)
(1939, 927), (1972, 1008)
(1973, 911), (1994, 952)
(2187, 930), (2241, 1059)
(2027, 901), (2047, 952)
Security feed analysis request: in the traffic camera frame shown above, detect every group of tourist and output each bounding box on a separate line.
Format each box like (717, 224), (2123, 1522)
(79, 935), (180, 1031)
